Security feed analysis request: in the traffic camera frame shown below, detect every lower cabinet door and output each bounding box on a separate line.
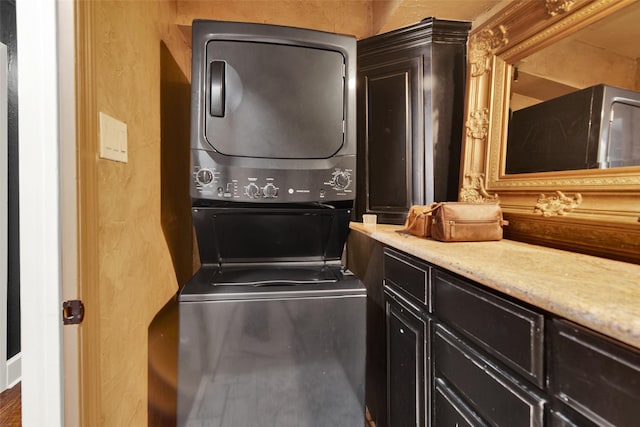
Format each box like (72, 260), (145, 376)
(548, 318), (640, 426)
(434, 324), (546, 427)
(385, 287), (429, 427)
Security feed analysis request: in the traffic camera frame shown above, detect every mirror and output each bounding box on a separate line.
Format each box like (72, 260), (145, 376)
(507, 2), (640, 173)
(459, 0), (640, 264)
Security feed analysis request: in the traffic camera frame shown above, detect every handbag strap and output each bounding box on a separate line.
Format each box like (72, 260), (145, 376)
(405, 203), (441, 229)
(425, 202), (442, 213)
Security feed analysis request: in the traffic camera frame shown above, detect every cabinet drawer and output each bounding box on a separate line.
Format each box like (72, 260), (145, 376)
(549, 319), (640, 427)
(433, 378), (488, 427)
(433, 270), (544, 386)
(434, 324), (545, 427)
(383, 248), (430, 307)
(548, 405), (599, 427)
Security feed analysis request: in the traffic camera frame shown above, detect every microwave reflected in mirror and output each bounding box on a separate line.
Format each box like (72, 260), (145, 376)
(505, 1), (640, 174)
(506, 84), (640, 173)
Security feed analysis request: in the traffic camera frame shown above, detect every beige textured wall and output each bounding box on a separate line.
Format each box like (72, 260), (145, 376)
(176, 0), (372, 39)
(519, 38), (640, 92)
(371, 0), (402, 34)
(375, 0), (500, 34)
(83, 1), (191, 425)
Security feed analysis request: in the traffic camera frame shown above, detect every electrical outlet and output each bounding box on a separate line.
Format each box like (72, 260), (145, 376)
(99, 112), (128, 163)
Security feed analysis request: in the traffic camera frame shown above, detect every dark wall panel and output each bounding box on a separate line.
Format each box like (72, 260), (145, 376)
(0, 0), (20, 359)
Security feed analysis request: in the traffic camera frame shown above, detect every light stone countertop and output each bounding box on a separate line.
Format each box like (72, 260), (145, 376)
(350, 222), (640, 349)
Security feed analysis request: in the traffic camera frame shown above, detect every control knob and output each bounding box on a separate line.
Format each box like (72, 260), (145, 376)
(263, 183), (278, 198)
(332, 170), (352, 190)
(196, 168), (214, 186)
(244, 183), (261, 199)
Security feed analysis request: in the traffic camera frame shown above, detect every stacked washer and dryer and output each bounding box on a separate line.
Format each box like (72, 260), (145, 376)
(176, 20), (366, 426)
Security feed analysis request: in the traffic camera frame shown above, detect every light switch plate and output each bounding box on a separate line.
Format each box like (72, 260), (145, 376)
(99, 112), (128, 163)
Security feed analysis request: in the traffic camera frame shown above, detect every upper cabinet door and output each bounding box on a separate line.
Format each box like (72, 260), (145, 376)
(358, 57), (423, 224)
(355, 19), (471, 225)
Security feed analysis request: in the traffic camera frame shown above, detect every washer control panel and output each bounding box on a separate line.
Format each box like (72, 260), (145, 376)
(191, 152), (355, 203)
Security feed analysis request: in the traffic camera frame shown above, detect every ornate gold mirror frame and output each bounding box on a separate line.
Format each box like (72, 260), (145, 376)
(460, 0), (640, 263)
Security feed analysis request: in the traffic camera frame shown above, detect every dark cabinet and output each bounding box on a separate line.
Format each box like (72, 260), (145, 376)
(433, 324), (546, 427)
(383, 248), (431, 427)
(433, 270), (545, 387)
(385, 289), (429, 427)
(355, 19), (471, 224)
(547, 403), (600, 427)
(384, 247), (430, 307)
(548, 319), (640, 427)
(345, 231), (387, 427)
(347, 231), (640, 427)
(433, 377), (488, 427)
(432, 271), (547, 426)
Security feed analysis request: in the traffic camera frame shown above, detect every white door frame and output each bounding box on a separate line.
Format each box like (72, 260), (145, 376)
(57, 0), (80, 424)
(16, 0), (66, 425)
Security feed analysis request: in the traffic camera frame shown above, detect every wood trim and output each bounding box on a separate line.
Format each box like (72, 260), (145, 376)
(74, 0), (102, 424)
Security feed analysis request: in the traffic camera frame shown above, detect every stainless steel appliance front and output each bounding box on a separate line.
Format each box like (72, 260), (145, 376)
(177, 268), (366, 426)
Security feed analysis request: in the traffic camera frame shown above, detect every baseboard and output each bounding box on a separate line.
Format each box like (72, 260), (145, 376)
(6, 353), (20, 388)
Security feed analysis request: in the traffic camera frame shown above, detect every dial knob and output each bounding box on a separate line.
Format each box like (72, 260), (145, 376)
(263, 183), (278, 198)
(332, 171), (351, 190)
(245, 183), (260, 199)
(196, 168), (214, 185)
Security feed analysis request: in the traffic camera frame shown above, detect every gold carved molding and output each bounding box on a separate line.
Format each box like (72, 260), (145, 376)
(459, 106), (490, 202)
(534, 191), (582, 217)
(459, 172), (498, 203)
(465, 108), (489, 140)
(459, 25), (508, 203)
(545, 0), (577, 16)
(469, 25), (508, 78)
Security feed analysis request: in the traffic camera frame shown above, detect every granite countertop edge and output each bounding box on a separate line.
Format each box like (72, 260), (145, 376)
(350, 222), (640, 349)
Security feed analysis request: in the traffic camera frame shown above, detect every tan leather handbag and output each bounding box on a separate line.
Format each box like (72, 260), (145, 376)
(430, 202), (508, 242)
(404, 204), (436, 237)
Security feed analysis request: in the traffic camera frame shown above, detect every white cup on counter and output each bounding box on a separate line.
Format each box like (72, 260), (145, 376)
(362, 214), (377, 228)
